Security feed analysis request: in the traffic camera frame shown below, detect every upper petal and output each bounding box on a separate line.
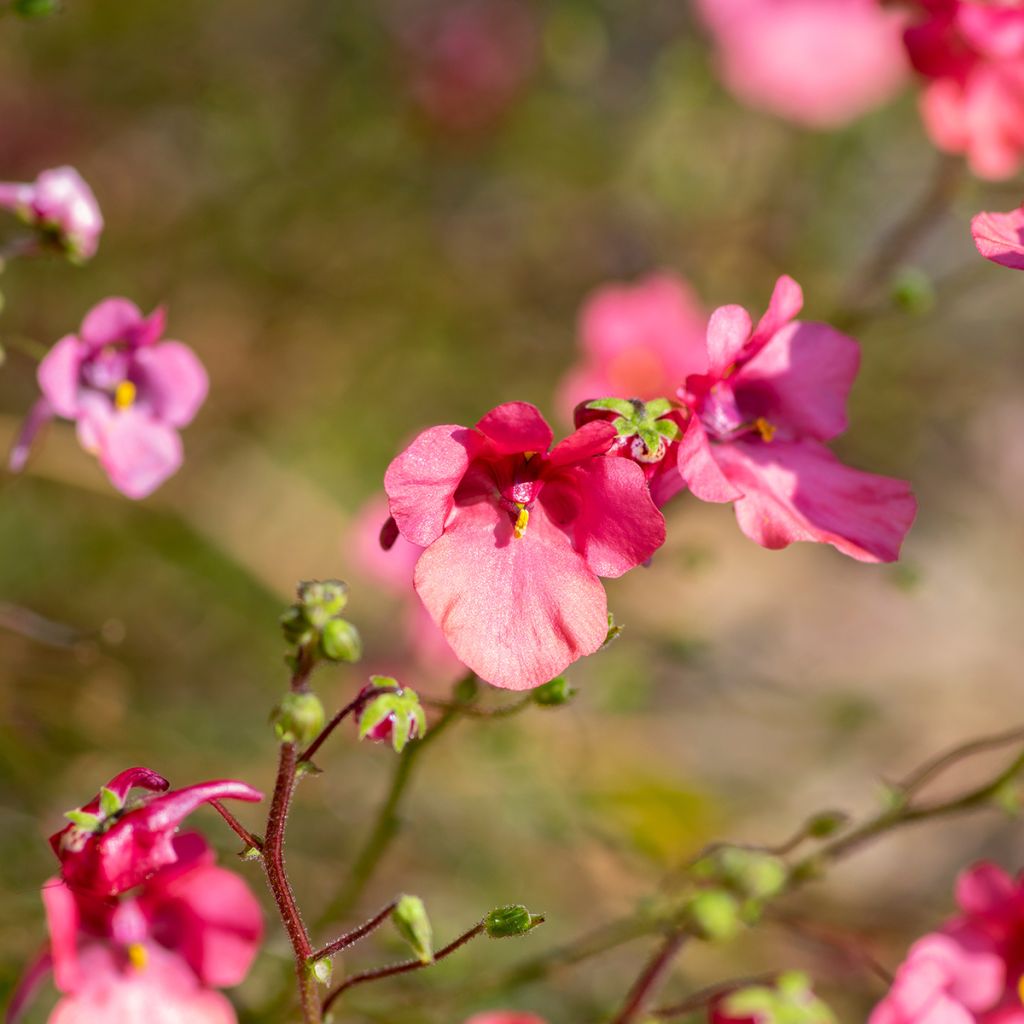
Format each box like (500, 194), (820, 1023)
(79, 299), (147, 350)
(476, 402), (553, 454)
(713, 440), (917, 563)
(972, 205), (1024, 270)
(384, 424), (482, 547)
(749, 275), (804, 354)
(547, 420), (616, 467)
(134, 343), (209, 428)
(705, 304), (753, 376)
(413, 499), (608, 689)
(38, 336), (86, 419)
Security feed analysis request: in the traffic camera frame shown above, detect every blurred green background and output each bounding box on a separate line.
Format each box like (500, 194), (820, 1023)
(1, 2), (1024, 1021)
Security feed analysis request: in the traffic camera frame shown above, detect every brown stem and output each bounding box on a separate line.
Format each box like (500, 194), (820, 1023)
(322, 922), (487, 1015)
(313, 899), (399, 961)
(298, 684), (399, 765)
(211, 800), (262, 851)
(610, 930), (688, 1024)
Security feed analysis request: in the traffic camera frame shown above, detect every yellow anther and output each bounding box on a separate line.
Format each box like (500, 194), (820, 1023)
(1018, 973), (1024, 1005)
(128, 943), (148, 971)
(513, 504), (529, 539)
(754, 417), (775, 442)
(114, 379), (137, 411)
(523, 451), (536, 461)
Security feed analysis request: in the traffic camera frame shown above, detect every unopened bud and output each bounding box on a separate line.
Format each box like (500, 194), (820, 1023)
(686, 889), (741, 942)
(805, 810), (849, 838)
(532, 676), (575, 707)
(358, 683), (425, 753)
(392, 895), (433, 964)
(271, 692), (326, 745)
(719, 849), (787, 901)
(297, 580), (349, 625)
(307, 957), (333, 986)
(484, 904), (544, 938)
(320, 618), (361, 663)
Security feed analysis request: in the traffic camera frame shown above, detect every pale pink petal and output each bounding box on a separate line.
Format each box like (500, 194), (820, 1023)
(909, 933), (1004, 1012)
(920, 80), (970, 155)
(972, 205), (1024, 270)
(705, 305), (753, 376)
(676, 417), (742, 503)
(79, 299), (146, 350)
(38, 336), (85, 419)
(414, 499), (608, 690)
(712, 440), (917, 562)
(42, 879), (81, 993)
(92, 410), (183, 499)
(475, 402), (553, 454)
(547, 420), (616, 467)
(384, 424), (482, 547)
(134, 342), (209, 427)
(749, 275), (804, 352)
(736, 320), (860, 441)
(350, 495), (423, 592)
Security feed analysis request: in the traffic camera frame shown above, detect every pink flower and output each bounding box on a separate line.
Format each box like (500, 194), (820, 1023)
(383, 402), (665, 689)
(557, 274), (709, 420)
(695, 0), (908, 128)
(904, 1), (1024, 179)
(464, 1015), (547, 1024)
(676, 275), (917, 562)
(50, 767), (262, 898)
(9, 298), (208, 498)
(972, 204), (1024, 270)
(870, 861), (1024, 1024)
(0, 166), (103, 261)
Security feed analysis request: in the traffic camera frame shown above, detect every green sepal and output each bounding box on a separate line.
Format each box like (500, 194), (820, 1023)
(586, 397), (637, 417)
(98, 787), (123, 819)
(392, 895), (433, 964)
(64, 810), (102, 832)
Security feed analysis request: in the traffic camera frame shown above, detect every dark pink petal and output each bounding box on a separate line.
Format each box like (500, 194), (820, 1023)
(712, 440), (916, 563)
(749, 275), (803, 352)
(676, 417), (742, 503)
(705, 305), (753, 376)
(384, 424), (482, 547)
(464, 1015), (548, 1024)
(38, 335), (85, 419)
(42, 878), (81, 993)
(971, 205), (1024, 270)
(134, 342), (209, 428)
(475, 401), (553, 454)
(78, 299), (147, 350)
(735, 320), (860, 441)
(955, 861), (1016, 920)
(90, 408), (183, 499)
(547, 420), (616, 467)
(555, 458), (665, 577)
(8, 398), (54, 474)
(414, 499), (608, 689)
(131, 781), (261, 836)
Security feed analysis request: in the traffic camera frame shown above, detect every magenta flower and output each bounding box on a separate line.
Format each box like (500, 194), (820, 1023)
(904, 1), (1024, 179)
(0, 166), (103, 262)
(9, 298), (208, 498)
(50, 767), (262, 897)
(557, 274), (708, 420)
(383, 402), (665, 690)
(972, 204), (1024, 270)
(464, 1015), (548, 1024)
(695, 0), (908, 128)
(676, 276), (917, 562)
(870, 861), (1024, 1024)
(9, 834), (261, 1024)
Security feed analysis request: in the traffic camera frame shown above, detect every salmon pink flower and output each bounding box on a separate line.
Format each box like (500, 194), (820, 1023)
(0, 166), (103, 262)
(972, 204), (1024, 269)
(383, 402), (665, 689)
(8, 298), (208, 498)
(677, 276), (916, 562)
(50, 767), (262, 897)
(695, 0), (908, 128)
(464, 1015), (548, 1024)
(904, 1), (1024, 178)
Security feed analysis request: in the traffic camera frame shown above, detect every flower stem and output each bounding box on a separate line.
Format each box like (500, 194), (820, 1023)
(210, 799), (262, 851)
(312, 899), (398, 961)
(298, 684), (399, 766)
(610, 930), (688, 1024)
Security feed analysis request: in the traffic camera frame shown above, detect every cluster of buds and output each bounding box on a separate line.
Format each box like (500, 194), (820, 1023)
(280, 579), (362, 665)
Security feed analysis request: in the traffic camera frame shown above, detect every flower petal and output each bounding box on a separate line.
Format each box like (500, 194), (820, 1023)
(955, 861), (1017, 921)
(79, 299), (147, 350)
(414, 499), (608, 689)
(676, 417), (742, 503)
(972, 205), (1024, 270)
(749, 275), (804, 353)
(476, 401), (553, 454)
(42, 878), (81, 993)
(705, 304), (753, 376)
(91, 410), (184, 500)
(547, 420), (616, 467)
(134, 342), (209, 428)
(38, 336), (86, 419)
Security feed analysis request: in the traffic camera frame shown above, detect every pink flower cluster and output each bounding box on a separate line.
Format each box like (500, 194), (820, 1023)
(870, 862), (1024, 1024)
(11, 768), (263, 1024)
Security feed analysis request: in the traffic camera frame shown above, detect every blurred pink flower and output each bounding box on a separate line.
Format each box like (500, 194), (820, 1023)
(50, 766), (261, 898)
(971, 204), (1024, 269)
(904, 1), (1024, 178)
(9, 298), (208, 499)
(557, 274), (708, 419)
(464, 1015), (548, 1024)
(677, 275), (917, 562)
(870, 861), (1024, 1024)
(0, 166), (103, 261)
(383, 402), (665, 689)
(400, 0), (538, 135)
(695, 0), (908, 128)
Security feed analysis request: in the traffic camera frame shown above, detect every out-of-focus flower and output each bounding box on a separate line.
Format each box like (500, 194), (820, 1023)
(50, 767), (262, 897)
(557, 274), (708, 419)
(464, 1015), (548, 1024)
(8, 298), (208, 499)
(711, 971), (836, 1024)
(869, 861), (1024, 1024)
(8, 834), (261, 1024)
(971, 203), (1024, 269)
(904, 1), (1024, 179)
(694, 0), (908, 128)
(398, 0), (538, 135)
(0, 166), (103, 262)
(676, 275), (917, 562)
(383, 402), (665, 689)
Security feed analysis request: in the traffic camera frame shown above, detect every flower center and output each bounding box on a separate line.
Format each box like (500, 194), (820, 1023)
(114, 379), (136, 410)
(128, 943), (148, 971)
(513, 503), (529, 539)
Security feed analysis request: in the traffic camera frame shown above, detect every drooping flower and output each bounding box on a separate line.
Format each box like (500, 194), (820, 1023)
(383, 402), (665, 689)
(8, 833), (262, 1024)
(694, 0), (908, 128)
(972, 204), (1024, 270)
(676, 276), (917, 562)
(0, 166), (103, 262)
(904, 1), (1024, 179)
(8, 298), (208, 499)
(869, 861), (1024, 1024)
(50, 767), (262, 897)
(557, 274), (708, 420)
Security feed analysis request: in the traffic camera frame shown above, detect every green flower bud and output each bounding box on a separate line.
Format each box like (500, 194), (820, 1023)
(307, 957), (333, 986)
(532, 676), (575, 707)
(320, 618), (362, 663)
(484, 904), (544, 938)
(686, 889), (741, 942)
(392, 895), (433, 964)
(280, 605), (313, 646)
(719, 849), (787, 901)
(297, 579), (349, 625)
(271, 692), (326, 745)
(890, 266), (935, 316)
(602, 613), (623, 649)
(805, 809), (849, 838)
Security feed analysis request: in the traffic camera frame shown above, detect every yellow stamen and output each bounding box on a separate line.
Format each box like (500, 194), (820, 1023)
(513, 504), (529, 539)
(128, 943), (148, 971)
(114, 380), (137, 411)
(754, 417), (775, 442)
(1018, 974), (1024, 1005)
